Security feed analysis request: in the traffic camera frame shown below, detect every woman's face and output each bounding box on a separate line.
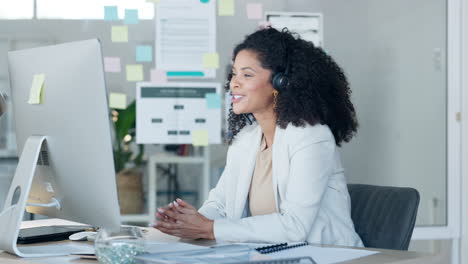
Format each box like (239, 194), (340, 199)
(229, 49), (275, 115)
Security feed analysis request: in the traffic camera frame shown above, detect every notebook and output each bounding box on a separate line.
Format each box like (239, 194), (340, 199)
(266, 244), (378, 264)
(255, 242), (309, 254)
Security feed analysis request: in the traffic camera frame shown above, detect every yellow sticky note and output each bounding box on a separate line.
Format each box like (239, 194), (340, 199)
(203, 53), (219, 69)
(218, 0), (234, 16)
(28, 73), (45, 104)
(146, 0), (160, 3)
(126, 64), (144, 82)
(109, 93), (127, 109)
(111, 26), (128, 42)
(192, 130), (209, 146)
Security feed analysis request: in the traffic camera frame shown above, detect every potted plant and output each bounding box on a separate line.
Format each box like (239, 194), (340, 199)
(112, 100), (145, 215)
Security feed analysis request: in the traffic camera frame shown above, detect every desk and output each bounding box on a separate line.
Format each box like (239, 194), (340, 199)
(0, 219), (436, 264)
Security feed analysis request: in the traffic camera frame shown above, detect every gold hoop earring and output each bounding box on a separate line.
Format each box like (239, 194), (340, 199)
(273, 90), (278, 109)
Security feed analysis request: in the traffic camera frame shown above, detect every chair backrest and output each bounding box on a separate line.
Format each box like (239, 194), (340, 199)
(347, 184), (420, 250)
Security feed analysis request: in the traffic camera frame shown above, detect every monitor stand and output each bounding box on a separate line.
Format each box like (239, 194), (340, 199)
(0, 136), (92, 257)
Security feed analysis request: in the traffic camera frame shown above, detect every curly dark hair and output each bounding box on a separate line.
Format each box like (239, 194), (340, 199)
(226, 27), (358, 147)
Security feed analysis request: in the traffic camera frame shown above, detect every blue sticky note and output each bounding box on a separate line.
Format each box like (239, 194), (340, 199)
(205, 93), (221, 109)
(136, 45), (152, 62)
(104, 6), (118, 21)
(200, 0), (209, 3)
(124, 9), (139, 24)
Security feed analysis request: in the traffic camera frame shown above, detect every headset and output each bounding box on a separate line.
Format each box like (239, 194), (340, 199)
(271, 35), (291, 92)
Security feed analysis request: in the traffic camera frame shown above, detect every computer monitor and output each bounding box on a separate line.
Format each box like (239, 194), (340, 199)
(0, 39), (121, 257)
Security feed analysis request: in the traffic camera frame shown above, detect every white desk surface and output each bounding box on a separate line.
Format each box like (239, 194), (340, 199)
(0, 218), (440, 264)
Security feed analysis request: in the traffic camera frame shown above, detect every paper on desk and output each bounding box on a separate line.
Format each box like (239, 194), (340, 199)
(231, 242), (276, 249)
(144, 241), (205, 254)
(16, 242), (94, 255)
(267, 245), (377, 264)
(136, 244), (255, 264)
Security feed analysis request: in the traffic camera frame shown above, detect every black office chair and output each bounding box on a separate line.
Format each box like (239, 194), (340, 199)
(347, 184), (420, 250)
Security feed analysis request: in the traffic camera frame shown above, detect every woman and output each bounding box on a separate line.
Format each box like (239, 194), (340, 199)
(152, 27), (363, 247)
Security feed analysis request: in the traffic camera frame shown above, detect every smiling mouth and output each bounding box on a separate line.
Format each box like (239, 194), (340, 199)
(232, 95), (245, 103)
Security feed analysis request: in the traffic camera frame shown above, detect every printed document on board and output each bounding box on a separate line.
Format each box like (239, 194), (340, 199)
(155, 0), (216, 78)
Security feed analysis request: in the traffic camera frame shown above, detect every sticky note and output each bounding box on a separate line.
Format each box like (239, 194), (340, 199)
(246, 3), (262, 20)
(104, 57), (121, 73)
(200, 0), (209, 3)
(205, 93), (221, 109)
(258, 20), (272, 29)
(111, 26), (128, 42)
(28, 74), (45, 104)
(150, 69), (168, 83)
(146, 0), (160, 3)
(136, 45), (152, 62)
(126, 64), (144, 82)
(124, 9), (139, 24)
(192, 130), (209, 146)
(203, 53), (219, 69)
(109, 93), (127, 109)
(218, 0), (234, 16)
(104, 6), (118, 21)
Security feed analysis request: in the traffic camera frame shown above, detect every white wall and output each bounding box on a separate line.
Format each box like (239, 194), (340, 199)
(285, 0), (447, 227)
(460, 0), (468, 262)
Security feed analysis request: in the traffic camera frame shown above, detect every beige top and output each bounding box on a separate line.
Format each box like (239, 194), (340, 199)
(249, 134), (277, 216)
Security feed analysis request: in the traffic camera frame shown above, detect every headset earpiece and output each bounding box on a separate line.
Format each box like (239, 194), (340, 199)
(272, 72), (289, 92)
(272, 34), (291, 92)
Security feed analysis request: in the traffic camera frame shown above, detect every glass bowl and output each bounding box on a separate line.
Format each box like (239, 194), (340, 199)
(94, 226), (147, 264)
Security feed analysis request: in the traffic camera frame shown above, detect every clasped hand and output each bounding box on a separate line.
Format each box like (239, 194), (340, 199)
(151, 198), (214, 240)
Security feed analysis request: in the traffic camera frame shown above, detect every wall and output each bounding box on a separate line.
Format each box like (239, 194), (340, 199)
(0, 0), (285, 209)
(461, 0), (468, 262)
(285, 0), (447, 227)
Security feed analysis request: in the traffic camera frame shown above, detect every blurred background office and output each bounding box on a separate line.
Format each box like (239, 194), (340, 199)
(1, 0), (468, 263)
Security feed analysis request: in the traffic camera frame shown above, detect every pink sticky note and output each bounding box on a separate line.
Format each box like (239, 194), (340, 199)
(104, 57), (121, 73)
(246, 3), (262, 20)
(258, 20), (272, 29)
(150, 69), (167, 83)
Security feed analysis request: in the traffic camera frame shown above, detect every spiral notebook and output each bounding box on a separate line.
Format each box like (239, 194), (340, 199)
(264, 244), (378, 264)
(255, 242), (309, 254)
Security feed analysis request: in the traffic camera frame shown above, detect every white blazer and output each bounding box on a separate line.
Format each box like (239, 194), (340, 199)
(199, 122), (364, 247)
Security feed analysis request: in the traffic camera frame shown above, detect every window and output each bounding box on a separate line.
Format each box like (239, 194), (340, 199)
(0, 0), (154, 20)
(0, 0), (34, 19)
